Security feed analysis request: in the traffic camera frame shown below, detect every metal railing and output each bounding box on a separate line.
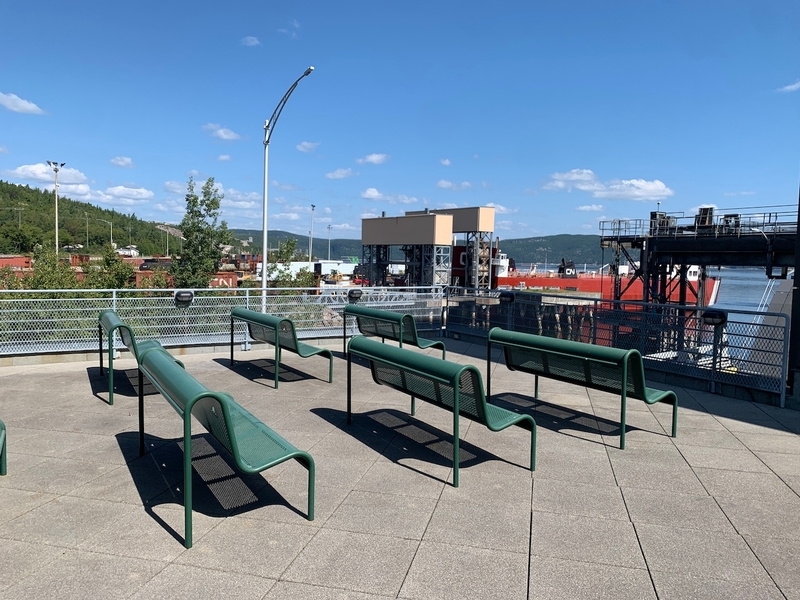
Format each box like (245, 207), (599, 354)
(0, 286), (445, 356)
(445, 287), (790, 406)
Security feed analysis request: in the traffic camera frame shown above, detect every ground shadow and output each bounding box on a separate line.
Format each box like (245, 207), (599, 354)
(115, 430), (302, 545)
(86, 365), (143, 404)
(312, 406), (525, 485)
(215, 356), (324, 387)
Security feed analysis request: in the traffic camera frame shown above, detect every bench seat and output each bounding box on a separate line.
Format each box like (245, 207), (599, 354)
(343, 304), (446, 358)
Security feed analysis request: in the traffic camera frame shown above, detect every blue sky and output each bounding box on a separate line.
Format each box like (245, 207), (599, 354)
(1, 1), (799, 240)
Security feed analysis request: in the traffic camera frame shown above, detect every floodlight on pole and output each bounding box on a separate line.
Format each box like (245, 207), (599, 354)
(327, 224), (332, 260)
(96, 218), (113, 245)
(261, 65), (314, 311)
(309, 204), (316, 269)
(46, 161), (65, 254)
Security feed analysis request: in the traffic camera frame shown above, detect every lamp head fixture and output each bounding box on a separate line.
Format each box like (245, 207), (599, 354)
(304, 66), (314, 76)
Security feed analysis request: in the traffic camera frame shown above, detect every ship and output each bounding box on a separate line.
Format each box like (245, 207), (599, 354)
(491, 253), (720, 307)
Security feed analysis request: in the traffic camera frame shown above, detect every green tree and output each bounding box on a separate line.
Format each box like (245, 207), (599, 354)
(265, 239), (316, 288)
(82, 245), (136, 289)
(170, 177), (232, 288)
(28, 243), (81, 290)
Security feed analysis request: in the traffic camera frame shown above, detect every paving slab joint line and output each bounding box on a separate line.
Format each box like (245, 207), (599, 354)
(526, 477), (534, 600)
(630, 521), (662, 598)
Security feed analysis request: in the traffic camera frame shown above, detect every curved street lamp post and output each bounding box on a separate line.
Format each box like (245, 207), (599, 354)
(262, 66), (314, 311)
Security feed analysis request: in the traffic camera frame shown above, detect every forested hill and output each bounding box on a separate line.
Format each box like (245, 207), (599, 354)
(497, 234), (606, 265)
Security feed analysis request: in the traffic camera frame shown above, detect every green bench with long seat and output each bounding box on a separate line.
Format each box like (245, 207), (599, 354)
(231, 307), (333, 388)
(486, 327), (678, 449)
(98, 309), (164, 405)
(137, 345), (315, 548)
(347, 335), (535, 487)
(342, 304), (446, 358)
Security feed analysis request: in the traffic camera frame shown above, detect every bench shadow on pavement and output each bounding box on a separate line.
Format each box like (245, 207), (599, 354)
(312, 406), (524, 484)
(86, 365), (141, 403)
(214, 357), (318, 387)
(115, 430), (303, 544)
(490, 391), (644, 444)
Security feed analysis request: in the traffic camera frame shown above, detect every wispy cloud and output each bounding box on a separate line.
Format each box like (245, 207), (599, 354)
(360, 187), (417, 204)
(202, 123), (241, 140)
(723, 191), (756, 197)
(0, 92), (44, 114)
(164, 181), (185, 195)
(544, 168), (673, 201)
(356, 153), (388, 165)
(218, 154), (231, 162)
(0, 146), (8, 154)
(440, 158), (451, 166)
(776, 79), (800, 93)
(437, 179), (471, 191)
(577, 204), (604, 211)
(105, 186), (154, 200)
(271, 180), (297, 191)
(110, 156), (134, 168)
(325, 168), (353, 179)
(240, 36), (260, 47)
(278, 19), (301, 39)
(296, 141), (320, 153)
(485, 202), (515, 214)
(361, 187), (384, 200)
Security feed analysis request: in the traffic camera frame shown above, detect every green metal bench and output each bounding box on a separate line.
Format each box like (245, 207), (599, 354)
(342, 304), (446, 358)
(98, 309), (164, 405)
(137, 345), (315, 548)
(230, 307), (333, 388)
(486, 327), (678, 449)
(347, 336), (535, 487)
(0, 419), (6, 476)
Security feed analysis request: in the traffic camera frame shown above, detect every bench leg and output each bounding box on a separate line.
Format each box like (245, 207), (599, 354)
(107, 333), (115, 406)
(619, 394), (627, 450)
(530, 421), (537, 471)
(327, 352), (333, 383)
(452, 409), (460, 487)
(347, 352), (352, 425)
(297, 454), (316, 521)
(671, 396), (679, 438)
(138, 369), (145, 457)
(230, 317), (235, 365)
(183, 424), (194, 549)
(0, 431), (6, 476)
(274, 344), (281, 389)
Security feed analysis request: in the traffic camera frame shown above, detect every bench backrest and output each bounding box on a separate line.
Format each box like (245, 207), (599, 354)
(489, 327), (648, 399)
(99, 309), (139, 358)
(232, 307), (299, 352)
(349, 336), (487, 422)
(344, 305), (420, 344)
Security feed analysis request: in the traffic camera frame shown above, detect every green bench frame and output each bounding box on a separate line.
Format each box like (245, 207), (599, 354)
(347, 336), (535, 487)
(137, 346), (315, 548)
(0, 419), (6, 476)
(486, 327), (678, 449)
(231, 307), (333, 389)
(98, 310), (164, 405)
(342, 304), (446, 358)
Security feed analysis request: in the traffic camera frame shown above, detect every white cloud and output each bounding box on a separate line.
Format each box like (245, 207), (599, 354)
(110, 156), (134, 168)
(361, 211), (382, 219)
(577, 204), (604, 211)
(164, 181), (184, 194)
(218, 154), (231, 162)
(325, 168), (353, 179)
(356, 153), (388, 165)
(240, 36), (261, 47)
(273, 212), (300, 220)
(104, 186), (154, 200)
(278, 19), (301, 38)
(221, 187), (260, 207)
(544, 168), (673, 201)
(723, 191), (756, 197)
(0, 146), (8, 154)
(394, 195), (418, 204)
(331, 223), (357, 230)
(485, 203), (515, 214)
(495, 220), (514, 231)
(440, 158), (451, 166)
(777, 80), (800, 93)
(296, 141), (320, 153)
(0, 92), (44, 114)
(361, 187), (384, 200)
(436, 179), (471, 191)
(202, 123), (241, 140)
(271, 180), (297, 191)
(4, 163), (88, 184)
(439, 203), (459, 209)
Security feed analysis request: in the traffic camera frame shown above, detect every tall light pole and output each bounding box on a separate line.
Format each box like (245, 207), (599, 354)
(327, 224), (332, 260)
(84, 212), (89, 249)
(96, 218), (113, 246)
(262, 65), (315, 310)
(308, 204), (316, 269)
(46, 161), (65, 254)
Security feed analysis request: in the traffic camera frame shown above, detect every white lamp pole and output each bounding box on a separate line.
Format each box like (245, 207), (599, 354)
(46, 161), (65, 254)
(97, 218), (113, 246)
(308, 204), (315, 269)
(261, 65), (314, 311)
(327, 224), (332, 260)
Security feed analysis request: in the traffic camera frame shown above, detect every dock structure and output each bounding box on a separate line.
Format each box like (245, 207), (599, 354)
(599, 205), (797, 306)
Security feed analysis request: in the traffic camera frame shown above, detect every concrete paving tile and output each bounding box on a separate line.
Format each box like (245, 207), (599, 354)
(68, 462), (178, 505)
(717, 493), (800, 539)
(439, 467), (532, 507)
(423, 495), (531, 553)
(176, 518), (318, 579)
(649, 570), (785, 600)
(282, 529), (418, 596)
(734, 431), (800, 453)
(745, 534), (800, 592)
(755, 450), (800, 479)
(0, 488), (56, 523)
(528, 556), (656, 600)
(678, 444), (770, 472)
(0, 454), (117, 495)
(264, 581), (390, 599)
(355, 455), (448, 499)
(532, 479), (628, 521)
(609, 459), (706, 495)
(714, 416), (791, 435)
(659, 412), (728, 431)
(128, 563), (275, 600)
(5, 427), (107, 457)
(636, 523), (772, 583)
(622, 487), (733, 532)
(693, 467), (795, 499)
(2, 548), (164, 599)
(531, 511), (645, 569)
(0, 539), (64, 593)
(327, 490), (436, 539)
(400, 540), (528, 600)
(0, 495), (136, 548)
(310, 428), (393, 460)
(672, 428), (748, 450)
